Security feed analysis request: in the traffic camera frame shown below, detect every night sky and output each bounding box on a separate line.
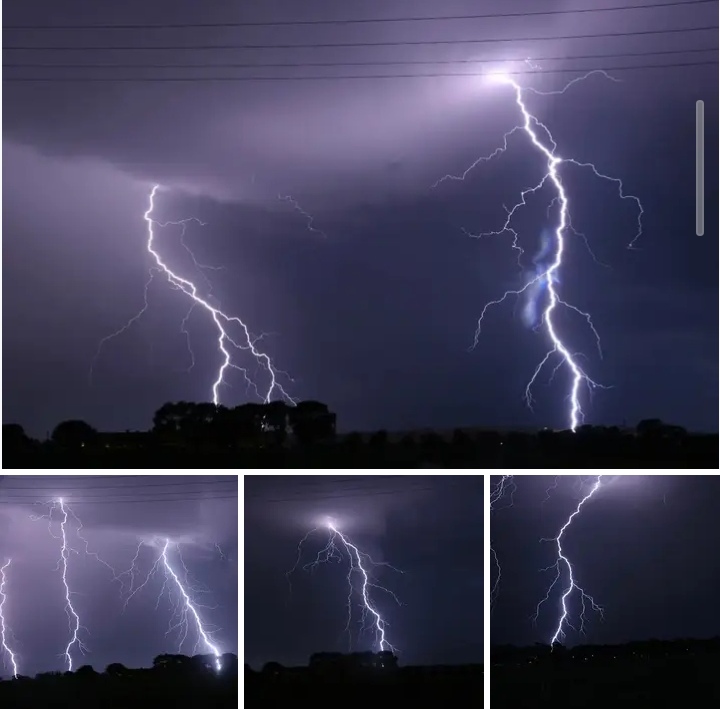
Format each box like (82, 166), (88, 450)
(0, 475), (238, 678)
(490, 474), (720, 648)
(244, 475), (483, 669)
(3, 1), (718, 438)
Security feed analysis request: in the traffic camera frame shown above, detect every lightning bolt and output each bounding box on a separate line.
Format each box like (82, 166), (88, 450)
(490, 475), (516, 608)
(279, 194), (327, 238)
(92, 185), (294, 406)
(119, 538), (223, 670)
(533, 475), (604, 645)
(286, 520), (402, 653)
(435, 69), (643, 431)
(0, 559), (19, 678)
(56, 498), (89, 671)
(29, 498), (124, 670)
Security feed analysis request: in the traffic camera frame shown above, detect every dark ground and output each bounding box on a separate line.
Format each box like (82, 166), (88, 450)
(4, 429), (716, 469)
(0, 654), (238, 709)
(245, 663), (483, 706)
(491, 639), (720, 708)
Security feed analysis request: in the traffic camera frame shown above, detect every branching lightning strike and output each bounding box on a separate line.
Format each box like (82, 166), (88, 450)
(435, 69), (644, 431)
(287, 520), (402, 653)
(533, 475), (605, 645)
(118, 538), (223, 670)
(490, 475), (516, 608)
(0, 559), (19, 678)
(92, 185), (294, 406)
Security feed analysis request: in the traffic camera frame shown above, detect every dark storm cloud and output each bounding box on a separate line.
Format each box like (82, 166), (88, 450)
(491, 474), (720, 647)
(0, 475), (238, 677)
(244, 475), (483, 668)
(3, 0), (717, 435)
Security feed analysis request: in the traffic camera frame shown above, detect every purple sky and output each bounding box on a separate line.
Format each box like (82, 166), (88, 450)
(0, 475), (238, 677)
(491, 474), (720, 646)
(3, 1), (718, 436)
(244, 475), (483, 668)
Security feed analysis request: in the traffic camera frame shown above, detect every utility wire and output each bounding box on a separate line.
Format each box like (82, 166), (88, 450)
(5, 1), (715, 29)
(0, 494), (238, 505)
(0, 478), (237, 491)
(5, 47), (716, 69)
(4, 24), (716, 51)
(3, 60), (716, 82)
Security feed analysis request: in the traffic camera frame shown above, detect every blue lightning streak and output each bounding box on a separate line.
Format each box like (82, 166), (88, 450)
(533, 475), (604, 645)
(119, 538), (223, 670)
(490, 475), (516, 607)
(287, 521), (402, 653)
(435, 69), (643, 431)
(93, 185), (294, 406)
(0, 559), (19, 678)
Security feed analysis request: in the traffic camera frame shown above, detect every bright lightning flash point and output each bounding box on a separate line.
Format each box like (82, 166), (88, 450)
(436, 69), (643, 431)
(287, 520), (402, 653)
(0, 559), (19, 678)
(93, 185), (294, 407)
(533, 475), (604, 645)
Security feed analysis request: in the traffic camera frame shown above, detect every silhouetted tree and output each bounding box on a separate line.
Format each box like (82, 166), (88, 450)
(74, 665), (97, 677)
(105, 663), (127, 677)
(51, 420), (97, 448)
(289, 401), (336, 444)
(263, 400), (290, 445)
(2, 423), (32, 450)
(262, 661), (284, 677)
(637, 418), (664, 436)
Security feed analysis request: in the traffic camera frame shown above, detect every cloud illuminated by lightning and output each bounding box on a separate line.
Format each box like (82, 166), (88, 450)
(533, 475), (605, 645)
(435, 69), (644, 431)
(0, 559), (19, 678)
(92, 185), (294, 407)
(118, 538), (223, 670)
(286, 520), (402, 653)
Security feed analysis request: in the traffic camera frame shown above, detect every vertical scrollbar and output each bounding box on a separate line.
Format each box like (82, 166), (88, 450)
(696, 100), (704, 236)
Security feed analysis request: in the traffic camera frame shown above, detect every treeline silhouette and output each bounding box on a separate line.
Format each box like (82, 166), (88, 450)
(246, 651), (482, 705)
(492, 638), (720, 708)
(0, 653), (238, 709)
(4, 401), (717, 468)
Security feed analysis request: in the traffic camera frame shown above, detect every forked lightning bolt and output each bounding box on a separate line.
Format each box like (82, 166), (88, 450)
(56, 499), (89, 671)
(92, 185), (294, 406)
(0, 559), (19, 678)
(533, 475), (604, 645)
(287, 520), (402, 653)
(30, 498), (122, 670)
(435, 69), (643, 431)
(118, 538), (223, 670)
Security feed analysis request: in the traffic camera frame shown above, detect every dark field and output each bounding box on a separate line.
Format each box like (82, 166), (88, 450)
(492, 639), (720, 708)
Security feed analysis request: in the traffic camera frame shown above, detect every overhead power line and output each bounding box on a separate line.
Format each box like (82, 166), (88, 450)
(4, 24), (716, 51)
(3, 60), (716, 82)
(0, 493), (238, 505)
(4, 1), (715, 30)
(5, 47), (716, 69)
(0, 478), (237, 491)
